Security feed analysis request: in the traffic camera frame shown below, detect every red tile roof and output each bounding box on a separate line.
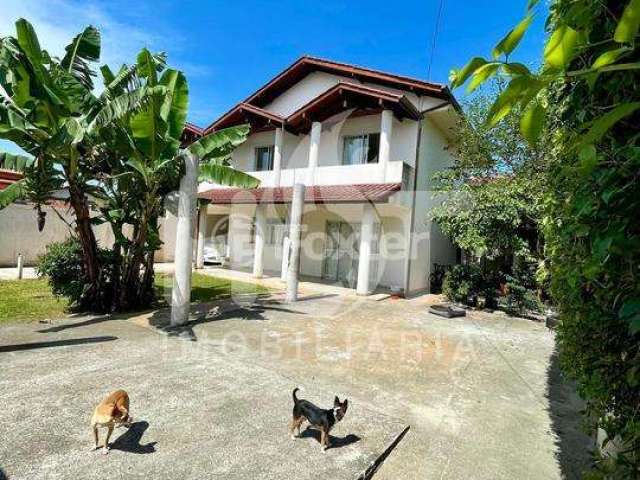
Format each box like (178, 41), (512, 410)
(242, 55), (451, 109)
(199, 183), (402, 204)
(0, 168), (22, 190)
(204, 56), (460, 134)
(209, 103), (286, 132)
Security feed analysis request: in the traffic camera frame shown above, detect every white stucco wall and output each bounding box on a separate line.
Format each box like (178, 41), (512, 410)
(263, 72), (347, 117)
(261, 69), (442, 117)
(227, 111), (419, 183)
(0, 202), (181, 266)
(405, 116), (457, 294)
(0, 203), (114, 267)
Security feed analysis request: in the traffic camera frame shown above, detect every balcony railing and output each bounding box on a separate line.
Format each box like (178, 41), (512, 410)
(236, 160), (411, 188)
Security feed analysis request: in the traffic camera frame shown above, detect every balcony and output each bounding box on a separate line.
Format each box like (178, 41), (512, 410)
(235, 160), (412, 188)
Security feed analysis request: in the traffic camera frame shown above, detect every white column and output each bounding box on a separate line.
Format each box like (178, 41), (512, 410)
(356, 204), (375, 295)
(195, 204), (207, 269)
(307, 121), (321, 184)
(273, 127), (283, 187)
(379, 110), (393, 182)
(253, 205), (266, 278)
(171, 151), (198, 326)
(286, 183), (305, 302)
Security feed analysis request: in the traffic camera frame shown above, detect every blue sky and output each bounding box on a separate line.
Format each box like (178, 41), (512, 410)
(1, 0), (547, 152)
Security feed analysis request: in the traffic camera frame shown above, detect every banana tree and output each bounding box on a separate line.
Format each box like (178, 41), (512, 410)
(0, 19), (256, 312)
(0, 19), (104, 304)
(93, 48), (257, 309)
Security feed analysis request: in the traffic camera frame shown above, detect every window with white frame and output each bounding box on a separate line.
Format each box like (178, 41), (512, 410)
(342, 133), (380, 165)
(254, 146), (274, 171)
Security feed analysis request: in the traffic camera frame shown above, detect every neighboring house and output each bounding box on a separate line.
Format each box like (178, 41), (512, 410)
(196, 56), (460, 296)
(0, 168), (22, 191)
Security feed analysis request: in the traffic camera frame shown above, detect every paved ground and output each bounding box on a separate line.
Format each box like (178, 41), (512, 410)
(0, 289), (592, 479)
(0, 267), (37, 280)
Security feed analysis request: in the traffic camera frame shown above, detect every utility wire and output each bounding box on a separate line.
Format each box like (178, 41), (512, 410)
(427, 0), (445, 79)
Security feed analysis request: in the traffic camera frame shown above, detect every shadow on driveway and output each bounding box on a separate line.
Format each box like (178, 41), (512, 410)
(299, 427), (361, 450)
(36, 314), (121, 333)
(110, 421), (156, 454)
(546, 345), (594, 478)
(0, 336), (118, 353)
(150, 297), (307, 342)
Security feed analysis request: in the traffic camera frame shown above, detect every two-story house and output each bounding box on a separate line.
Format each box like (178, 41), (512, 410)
(195, 56), (460, 296)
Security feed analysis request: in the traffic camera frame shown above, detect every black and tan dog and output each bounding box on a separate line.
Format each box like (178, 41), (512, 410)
(289, 387), (348, 451)
(91, 389), (133, 454)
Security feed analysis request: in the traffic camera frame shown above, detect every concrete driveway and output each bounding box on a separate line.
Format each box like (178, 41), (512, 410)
(0, 291), (592, 479)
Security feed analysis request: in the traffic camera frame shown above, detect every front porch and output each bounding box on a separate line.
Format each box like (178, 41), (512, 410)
(195, 195), (412, 296)
(193, 265), (392, 300)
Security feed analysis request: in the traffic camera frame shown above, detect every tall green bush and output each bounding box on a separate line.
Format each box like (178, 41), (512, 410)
(450, 0), (640, 475)
(442, 264), (484, 305)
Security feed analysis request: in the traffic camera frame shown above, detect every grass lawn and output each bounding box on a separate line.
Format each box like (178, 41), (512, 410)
(0, 273), (270, 324)
(0, 278), (66, 324)
(154, 272), (270, 304)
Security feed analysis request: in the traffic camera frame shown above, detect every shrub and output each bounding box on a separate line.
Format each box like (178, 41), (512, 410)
(36, 239), (85, 304)
(503, 275), (541, 315)
(36, 239), (115, 308)
(442, 264), (483, 305)
(502, 254), (542, 315)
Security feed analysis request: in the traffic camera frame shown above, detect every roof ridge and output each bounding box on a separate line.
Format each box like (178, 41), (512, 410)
(203, 56), (457, 132)
(299, 55), (446, 90)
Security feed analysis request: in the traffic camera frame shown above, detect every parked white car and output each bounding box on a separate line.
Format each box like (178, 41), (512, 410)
(203, 240), (228, 265)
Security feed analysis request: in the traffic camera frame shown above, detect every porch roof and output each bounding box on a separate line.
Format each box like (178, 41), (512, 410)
(199, 183), (402, 205)
(208, 103), (286, 133)
(285, 82), (422, 134)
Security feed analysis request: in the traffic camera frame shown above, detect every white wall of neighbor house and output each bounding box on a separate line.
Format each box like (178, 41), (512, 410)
(0, 202), (183, 267)
(0, 203), (114, 267)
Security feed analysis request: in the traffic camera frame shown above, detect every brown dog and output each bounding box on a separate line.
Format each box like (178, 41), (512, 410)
(91, 390), (132, 454)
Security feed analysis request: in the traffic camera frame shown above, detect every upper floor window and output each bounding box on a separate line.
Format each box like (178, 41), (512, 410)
(254, 146), (274, 171)
(342, 133), (380, 165)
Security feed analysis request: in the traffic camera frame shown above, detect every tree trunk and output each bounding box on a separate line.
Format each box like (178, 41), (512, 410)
(68, 181), (102, 310)
(110, 229), (123, 312)
(140, 249), (156, 306)
(118, 210), (150, 310)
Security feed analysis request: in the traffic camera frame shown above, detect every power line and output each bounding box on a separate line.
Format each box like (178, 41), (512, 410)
(427, 0), (445, 79)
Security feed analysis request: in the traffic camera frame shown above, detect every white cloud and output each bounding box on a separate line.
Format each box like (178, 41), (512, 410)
(0, 0), (172, 71)
(0, 1), (211, 155)
(0, 0), (173, 156)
